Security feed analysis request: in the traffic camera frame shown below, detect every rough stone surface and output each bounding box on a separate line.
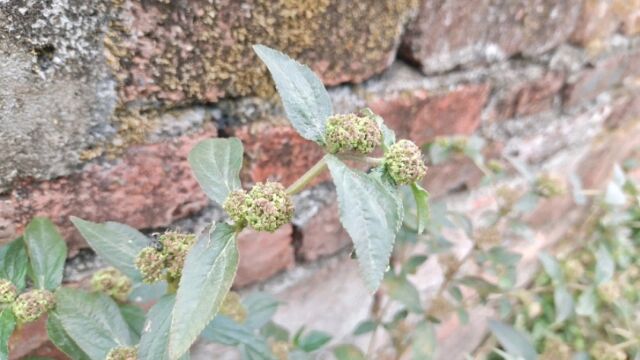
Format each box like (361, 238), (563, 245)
(400, 0), (582, 74)
(0, 127), (216, 252)
(570, 0), (624, 46)
(296, 199), (350, 261)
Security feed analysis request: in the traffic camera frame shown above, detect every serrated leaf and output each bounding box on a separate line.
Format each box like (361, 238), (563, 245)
(54, 288), (133, 360)
(410, 183), (430, 234)
(575, 287), (597, 317)
(119, 304), (146, 341)
(253, 45), (332, 142)
(595, 245), (614, 285)
(326, 155), (403, 291)
(71, 217), (148, 281)
(0, 308), (16, 360)
(538, 252), (563, 284)
(24, 217), (67, 290)
(298, 330), (331, 353)
(188, 138), (244, 205)
(202, 316), (274, 360)
(243, 292), (280, 330)
(0, 237), (29, 290)
(554, 286), (574, 323)
(139, 295), (176, 360)
(47, 312), (90, 360)
(488, 320), (537, 360)
(383, 274), (423, 313)
(334, 344), (365, 360)
(169, 223), (239, 359)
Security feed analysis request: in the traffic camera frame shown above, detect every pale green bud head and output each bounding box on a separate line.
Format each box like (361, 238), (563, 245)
(384, 139), (427, 185)
(590, 341), (626, 360)
(160, 231), (197, 280)
(597, 281), (622, 304)
(12, 289), (55, 323)
(106, 346), (137, 360)
(91, 267), (133, 303)
(534, 173), (566, 198)
(135, 247), (166, 284)
(324, 113), (381, 154)
(0, 278), (17, 303)
(244, 182), (294, 232)
(540, 338), (572, 360)
(219, 291), (247, 323)
(223, 189), (248, 225)
(564, 258), (585, 282)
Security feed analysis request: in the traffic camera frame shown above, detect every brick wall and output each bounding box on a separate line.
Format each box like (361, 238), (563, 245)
(2, 0), (640, 358)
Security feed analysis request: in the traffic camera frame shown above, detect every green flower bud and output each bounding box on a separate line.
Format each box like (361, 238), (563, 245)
(91, 267), (133, 303)
(563, 258), (585, 282)
(135, 247), (166, 284)
(12, 289), (55, 323)
(597, 281), (622, 304)
(106, 346), (137, 360)
(384, 140), (427, 185)
(219, 291), (247, 323)
(0, 278), (17, 303)
(160, 231), (197, 280)
(590, 341), (626, 360)
(324, 113), (381, 154)
(534, 174), (565, 198)
(540, 338), (572, 360)
(223, 189), (248, 225)
(244, 182), (294, 232)
(269, 340), (290, 360)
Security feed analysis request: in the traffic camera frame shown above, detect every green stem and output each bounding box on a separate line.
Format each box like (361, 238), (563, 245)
(286, 157), (328, 196)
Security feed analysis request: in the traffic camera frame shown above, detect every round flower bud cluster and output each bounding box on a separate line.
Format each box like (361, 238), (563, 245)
(590, 341), (626, 360)
(597, 281), (622, 304)
(324, 112), (381, 154)
(540, 338), (572, 360)
(134, 231), (197, 284)
(224, 189), (248, 225)
(106, 346), (138, 360)
(219, 291), (247, 323)
(0, 278), (17, 303)
(384, 140), (427, 185)
(269, 340), (291, 360)
(12, 289), (55, 323)
(534, 174), (566, 198)
(563, 258), (585, 282)
(243, 182), (294, 232)
(91, 267), (133, 303)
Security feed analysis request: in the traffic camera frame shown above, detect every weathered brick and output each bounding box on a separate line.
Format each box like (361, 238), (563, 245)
(570, 0), (622, 46)
(297, 200), (350, 261)
(369, 84), (490, 146)
(401, 0), (580, 74)
(0, 128), (216, 252)
(422, 158), (485, 198)
(234, 225), (295, 288)
(9, 316), (50, 360)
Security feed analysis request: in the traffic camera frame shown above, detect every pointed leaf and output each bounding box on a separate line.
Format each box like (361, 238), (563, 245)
(253, 45), (332, 142)
(0, 308), (16, 360)
(383, 274), (422, 313)
(538, 252), (563, 284)
(410, 183), (430, 234)
(188, 138), (244, 205)
(554, 286), (574, 323)
(71, 217), (148, 281)
(0, 237), (29, 290)
(575, 287), (597, 317)
(119, 304), (146, 341)
(326, 155), (403, 291)
(169, 223), (239, 359)
(24, 217), (67, 290)
(54, 288), (133, 360)
(488, 320), (537, 360)
(202, 316), (274, 360)
(139, 295), (176, 360)
(47, 313), (91, 360)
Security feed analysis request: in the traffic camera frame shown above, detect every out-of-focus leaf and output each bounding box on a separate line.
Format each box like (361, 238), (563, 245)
(575, 287), (597, 317)
(383, 274), (422, 313)
(333, 344), (365, 360)
(595, 245), (614, 285)
(488, 320), (537, 360)
(554, 286), (574, 323)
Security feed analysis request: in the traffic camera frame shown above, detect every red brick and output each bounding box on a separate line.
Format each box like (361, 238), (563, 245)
(401, 0), (580, 74)
(0, 128), (216, 253)
(234, 225), (295, 288)
(297, 201), (350, 261)
(422, 158), (484, 198)
(369, 84), (490, 146)
(570, 0), (622, 46)
(616, 0), (640, 36)
(230, 122), (328, 187)
(9, 316), (50, 360)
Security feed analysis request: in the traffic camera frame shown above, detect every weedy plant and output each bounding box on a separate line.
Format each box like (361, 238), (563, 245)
(0, 45), (430, 360)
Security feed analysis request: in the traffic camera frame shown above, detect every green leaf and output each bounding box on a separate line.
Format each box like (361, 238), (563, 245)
(119, 304), (146, 341)
(0, 308), (16, 360)
(243, 292), (280, 330)
(253, 45), (332, 143)
(538, 252), (563, 284)
(459, 276), (500, 300)
(575, 287), (597, 317)
(334, 344), (365, 360)
(261, 321), (289, 342)
(169, 223), (239, 359)
(410, 183), (430, 234)
(383, 274), (422, 313)
(353, 320), (376, 336)
(412, 322), (436, 360)
(24, 217), (67, 290)
(297, 330), (331, 353)
(402, 255), (428, 275)
(139, 295), (176, 360)
(595, 245), (615, 285)
(71, 217), (148, 281)
(326, 155), (403, 291)
(47, 313), (91, 360)
(202, 316), (274, 360)
(488, 320), (537, 360)
(0, 237), (29, 290)
(553, 286), (574, 323)
(187, 138), (244, 205)
(54, 288), (133, 360)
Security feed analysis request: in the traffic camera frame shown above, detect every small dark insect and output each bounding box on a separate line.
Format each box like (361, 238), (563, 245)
(149, 232), (163, 251)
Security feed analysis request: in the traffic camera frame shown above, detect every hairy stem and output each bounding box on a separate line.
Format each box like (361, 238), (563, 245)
(286, 157), (328, 196)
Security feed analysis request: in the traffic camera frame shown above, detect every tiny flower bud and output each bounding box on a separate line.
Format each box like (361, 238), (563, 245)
(106, 346), (137, 360)
(0, 279), (17, 303)
(135, 247), (166, 284)
(12, 289), (55, 323)
(244, 182), (294, 232)
(563, 259), (585, 282)
(219, 291), (247, 323)
(590, 341), (626, 360)
(540, 338), (572, 360)
(269, 340), (290, 360)
(526, 301), (542, 318)
(91, 267), (133, 303)
(324, 113), (381, 154)
(384, 140), (427, 185)
(534, 174), (566, 198)
(597, 281), (622, 304)
(224, 189), (248, 225)
(160, 231), (197, 280)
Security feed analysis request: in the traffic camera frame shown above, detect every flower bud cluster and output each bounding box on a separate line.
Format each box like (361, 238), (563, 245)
(540, 338), (572, 360)
(324, 112), (381, 154)
(590, 341), (626, 360)
(384, 140), (427, 185)
(0, 278), (17, 303)
(106, 346), (138, 360)
(91, 267), (133, 303)
(223, 182), (294, 233)
(12, 289), (55, 323)
(134, 231), (196, 284)
(534, 174), (566, 198)
(219, 291), (247, 323)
